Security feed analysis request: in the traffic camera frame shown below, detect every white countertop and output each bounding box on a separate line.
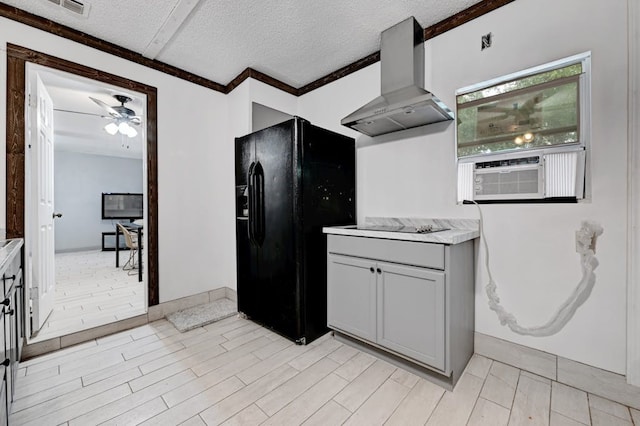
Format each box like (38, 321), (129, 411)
(0, 239), (23, 275)
(323, 217), (479, 245)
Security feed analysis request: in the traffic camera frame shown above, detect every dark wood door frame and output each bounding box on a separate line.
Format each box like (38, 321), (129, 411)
(6, 43), (159, 306)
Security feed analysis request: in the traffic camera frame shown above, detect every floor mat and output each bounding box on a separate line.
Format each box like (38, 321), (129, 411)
(166, 298), (237, 332)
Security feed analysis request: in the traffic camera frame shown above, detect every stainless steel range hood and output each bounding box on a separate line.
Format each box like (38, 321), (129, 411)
(341, 17), (454, 137)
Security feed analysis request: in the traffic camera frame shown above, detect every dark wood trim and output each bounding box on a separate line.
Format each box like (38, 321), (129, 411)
(298, 0), (516, 95)
(298, 52), (380, 96)
(6, 53), (26, 240)
(5, 44), (160, 306)
(225, 68), (299, 96)
(224, 68), (252, 94)
(424, 0), (517, 40)
(1, 1), (514, 98)
(0, 3), (225, 93)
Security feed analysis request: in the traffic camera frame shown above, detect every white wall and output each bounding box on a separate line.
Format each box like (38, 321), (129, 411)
(298, 0), (629, 374)
(0, 0), (630, 374)
(54, 150), (143, 252)
(0, 17), (232, 303)
(252, 102), (293, 132)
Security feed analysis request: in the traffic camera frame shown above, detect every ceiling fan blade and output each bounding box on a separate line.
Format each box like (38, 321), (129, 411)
(129, 116), (142, 125)
(89, 96), (123, 118)
(54, 108), (111, 119)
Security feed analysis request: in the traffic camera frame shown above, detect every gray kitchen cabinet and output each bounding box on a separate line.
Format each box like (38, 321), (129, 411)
(327, 254), (377, 342)
(376, 262), (445, 371)
(326, 234), (474, 389)
(0, 239), (24, 423)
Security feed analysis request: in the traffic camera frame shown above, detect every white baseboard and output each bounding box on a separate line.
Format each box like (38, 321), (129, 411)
(23, 286), (237, 360)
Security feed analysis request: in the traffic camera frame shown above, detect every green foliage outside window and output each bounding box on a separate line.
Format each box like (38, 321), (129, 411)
(457, 64), (582, 158)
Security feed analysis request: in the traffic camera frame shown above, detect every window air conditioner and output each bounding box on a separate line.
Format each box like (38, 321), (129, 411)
(457, 150), (586, 202)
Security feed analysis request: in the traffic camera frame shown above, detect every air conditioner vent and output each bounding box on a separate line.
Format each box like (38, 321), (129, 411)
(62, 0), (84, 14)
(476, 156), (540, 169)
(474, 164), (544, 200)
(44, 0), (90, 17)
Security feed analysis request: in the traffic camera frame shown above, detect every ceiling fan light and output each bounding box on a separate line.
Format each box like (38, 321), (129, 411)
(118, 121), (131, 134)
(104, 122), (119, 135)
(126, 126), (138, 138)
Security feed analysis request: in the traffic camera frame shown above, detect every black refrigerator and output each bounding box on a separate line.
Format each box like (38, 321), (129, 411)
(235, 117), (355, 344)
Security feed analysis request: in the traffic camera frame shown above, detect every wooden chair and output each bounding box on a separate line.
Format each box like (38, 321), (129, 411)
(116, 223), (138, 274)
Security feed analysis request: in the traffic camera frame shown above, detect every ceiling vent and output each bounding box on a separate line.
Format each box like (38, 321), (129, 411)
(45, 0), (90, 18)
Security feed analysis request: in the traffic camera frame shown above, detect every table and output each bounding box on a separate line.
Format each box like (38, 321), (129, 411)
(115, 223), (143, 282)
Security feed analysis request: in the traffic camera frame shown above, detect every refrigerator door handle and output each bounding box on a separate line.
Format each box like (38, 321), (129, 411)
(254, 162), (265, 246)
(247, 162), (256, 245)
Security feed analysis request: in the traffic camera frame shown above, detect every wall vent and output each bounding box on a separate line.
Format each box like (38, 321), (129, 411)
(62, 0), (85, 15)
(44, 0), (90, 17)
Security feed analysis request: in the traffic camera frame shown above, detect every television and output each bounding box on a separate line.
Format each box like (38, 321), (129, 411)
(102, 193), (143, 220)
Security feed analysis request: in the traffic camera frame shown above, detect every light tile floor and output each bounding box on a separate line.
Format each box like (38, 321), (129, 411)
(12, 316), (639, 425)
(29, 249), (146, 343)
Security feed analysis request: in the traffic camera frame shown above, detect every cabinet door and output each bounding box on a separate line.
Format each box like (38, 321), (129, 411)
(327, 254), (377, 341)
(2, 301), (12, 408)
(0, 372), (6, 426)
(377, 262), (445, 371)
(15, 274), (24, 362)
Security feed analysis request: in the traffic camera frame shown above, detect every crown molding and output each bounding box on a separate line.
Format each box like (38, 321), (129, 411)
(224, 67), (298, 95)
(0, 0), (516, 97)
(424, 0), (515, 40)
(0, 3), (226, 92)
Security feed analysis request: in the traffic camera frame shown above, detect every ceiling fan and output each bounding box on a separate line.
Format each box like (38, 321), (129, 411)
(89, 95), (142, 138)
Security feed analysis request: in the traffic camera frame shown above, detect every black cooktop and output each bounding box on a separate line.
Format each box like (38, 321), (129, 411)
(356, 225), (449, 234)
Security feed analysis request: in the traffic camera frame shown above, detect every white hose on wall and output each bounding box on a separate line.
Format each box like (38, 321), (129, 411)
(473, 202), (604, 337)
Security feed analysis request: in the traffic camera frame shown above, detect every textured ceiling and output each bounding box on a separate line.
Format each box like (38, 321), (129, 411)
(1, 0), (482, 88)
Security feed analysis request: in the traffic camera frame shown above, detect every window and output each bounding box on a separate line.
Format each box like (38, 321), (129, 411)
(456, 54), (590, 158)
(456, 53), (591, 203)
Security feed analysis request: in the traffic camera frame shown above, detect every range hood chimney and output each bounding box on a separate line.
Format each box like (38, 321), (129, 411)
(341, 17), (454, 137)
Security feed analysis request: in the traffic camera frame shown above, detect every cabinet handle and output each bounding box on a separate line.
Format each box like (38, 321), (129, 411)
(1, 359), (8, 367)
(369, 267), (374, 273)
(1, 275), (15, 283)
(6, 309), (13, 316)
(376, 268), (382, 274)
(1, 298), (9, 306)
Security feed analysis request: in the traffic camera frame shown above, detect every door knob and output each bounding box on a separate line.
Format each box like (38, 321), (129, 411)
(53, 212), (63, 218)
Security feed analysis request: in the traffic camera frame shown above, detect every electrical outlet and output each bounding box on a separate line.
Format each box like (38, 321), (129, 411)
(576, 229), (597, 253)
(481, 33), (492, 50)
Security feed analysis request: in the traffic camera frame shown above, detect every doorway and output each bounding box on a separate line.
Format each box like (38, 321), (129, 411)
(5, 44), (159, 342)
(26, 64), (147, 342)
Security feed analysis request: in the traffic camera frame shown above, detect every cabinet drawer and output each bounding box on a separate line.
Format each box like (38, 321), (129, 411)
(327, 235), (445, 270)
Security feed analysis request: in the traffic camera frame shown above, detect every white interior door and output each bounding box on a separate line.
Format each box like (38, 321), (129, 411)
(28, 73), (56, 333)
